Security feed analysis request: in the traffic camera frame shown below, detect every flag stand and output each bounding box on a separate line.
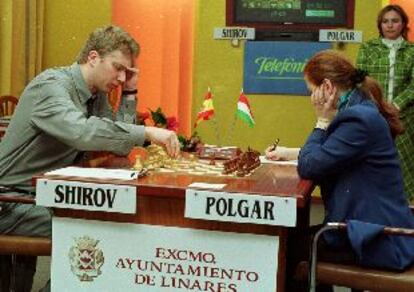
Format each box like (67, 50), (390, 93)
(212, 116), (222, 147)
(194, 87), (221, 145)
(224, 113), (238, 146)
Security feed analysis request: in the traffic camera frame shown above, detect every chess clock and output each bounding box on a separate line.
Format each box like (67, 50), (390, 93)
(198, 146), (242, 160)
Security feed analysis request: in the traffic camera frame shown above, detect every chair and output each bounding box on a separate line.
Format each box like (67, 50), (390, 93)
(0, 95), (18, 117)
(0, 194), (51, 291)
(294, 222), (414, 291)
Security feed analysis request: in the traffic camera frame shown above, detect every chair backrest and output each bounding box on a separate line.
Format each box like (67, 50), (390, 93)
(309, 222), (414, 292)
(0, 95), (19, 117)
(0, 195), (51, 256)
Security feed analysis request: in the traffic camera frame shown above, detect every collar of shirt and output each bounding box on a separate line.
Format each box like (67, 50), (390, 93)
(340, 89), (367, 110)
(382, 36), (404, 50)
(69, 63), (92, 106)
(371, 37), (408, 50)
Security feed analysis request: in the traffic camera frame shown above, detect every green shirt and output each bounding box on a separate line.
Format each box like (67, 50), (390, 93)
(0, 63), (145, 192)
(357, 38), (414, 201)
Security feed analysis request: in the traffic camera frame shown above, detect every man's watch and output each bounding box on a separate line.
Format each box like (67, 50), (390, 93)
(122, 89), (138, 95)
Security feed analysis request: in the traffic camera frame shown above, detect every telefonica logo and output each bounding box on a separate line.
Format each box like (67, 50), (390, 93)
(254, 57), (307, 79)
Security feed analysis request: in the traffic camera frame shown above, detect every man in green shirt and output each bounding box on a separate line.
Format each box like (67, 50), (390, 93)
(0, 25), (180, 292)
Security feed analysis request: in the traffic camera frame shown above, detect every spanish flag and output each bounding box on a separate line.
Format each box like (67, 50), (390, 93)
(194, 88), (215, 128)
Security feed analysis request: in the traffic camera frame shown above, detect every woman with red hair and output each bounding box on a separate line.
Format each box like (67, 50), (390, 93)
(267, 50), (414, 291)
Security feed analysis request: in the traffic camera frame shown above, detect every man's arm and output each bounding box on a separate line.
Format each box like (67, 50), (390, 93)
(32, 81), (179, 157)
(116, 66), (139, 123)
(31, 82), (144, 156)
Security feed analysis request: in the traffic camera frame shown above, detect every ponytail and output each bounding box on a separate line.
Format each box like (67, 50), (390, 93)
(359, 76), (404, 138)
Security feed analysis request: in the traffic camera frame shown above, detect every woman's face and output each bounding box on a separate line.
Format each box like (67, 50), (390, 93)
(381, 10), (404, 40)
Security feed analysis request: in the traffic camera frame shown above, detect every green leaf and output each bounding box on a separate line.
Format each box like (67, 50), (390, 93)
(178, 135), (188, 147)
(149, 107), (167, 126)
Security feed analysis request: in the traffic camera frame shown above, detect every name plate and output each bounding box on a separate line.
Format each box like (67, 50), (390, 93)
(319, 29), (363, 43)
(213, 27), (255, 40)
(185, 190), (296, 227)
(36, 179), (136, 214)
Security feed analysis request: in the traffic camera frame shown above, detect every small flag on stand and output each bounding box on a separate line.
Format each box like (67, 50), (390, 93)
(194, 88), (215, 128)
(237, 91), (255, 127)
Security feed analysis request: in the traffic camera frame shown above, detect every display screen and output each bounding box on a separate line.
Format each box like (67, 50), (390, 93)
(227, 0), (354, 30)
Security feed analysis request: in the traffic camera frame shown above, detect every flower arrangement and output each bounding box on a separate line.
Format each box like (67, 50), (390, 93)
(137, 107), (178, 132)
(137, 107), (202, 151)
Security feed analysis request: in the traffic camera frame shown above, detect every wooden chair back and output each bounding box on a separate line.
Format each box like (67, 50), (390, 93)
(296, 222), (414, 291)
(0, 95), (18, 117)
(0, 194), (51, 256)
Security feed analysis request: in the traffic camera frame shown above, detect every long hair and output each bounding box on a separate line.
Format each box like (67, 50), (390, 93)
(377, 5), (409, 40)
(304, 50), (404, 138)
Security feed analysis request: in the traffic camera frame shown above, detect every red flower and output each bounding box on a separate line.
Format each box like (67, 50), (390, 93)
(138, 111), (150, 121)
(166, 116), (179, 132)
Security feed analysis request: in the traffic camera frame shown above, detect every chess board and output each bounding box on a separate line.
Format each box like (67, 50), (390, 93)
(132, 144), (260, 177)
(153, 158), (230, 176)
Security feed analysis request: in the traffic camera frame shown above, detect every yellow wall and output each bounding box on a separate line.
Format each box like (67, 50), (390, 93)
(42, 0), (111, 69)
(192, 0), (382, 151)
(2, 0), (385, 151)
(0, 1), (13, 95)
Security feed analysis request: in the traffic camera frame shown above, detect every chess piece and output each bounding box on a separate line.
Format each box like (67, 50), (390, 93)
(209, 153), (216, 165)
(132, 155), (143, 171)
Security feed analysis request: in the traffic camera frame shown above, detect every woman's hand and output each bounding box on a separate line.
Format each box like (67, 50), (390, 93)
(265, 145), (294, 161)
(310, 81), (337, 122)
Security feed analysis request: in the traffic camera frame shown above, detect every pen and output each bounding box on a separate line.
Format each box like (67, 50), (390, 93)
(270, 138), (280, 152)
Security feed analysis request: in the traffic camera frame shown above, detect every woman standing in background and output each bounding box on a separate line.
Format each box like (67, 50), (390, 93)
(357, 4), (414, 202)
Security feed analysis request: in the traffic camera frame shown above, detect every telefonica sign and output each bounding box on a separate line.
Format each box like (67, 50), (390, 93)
(254, 57), (307, 76)
(243, 41), (331, 95)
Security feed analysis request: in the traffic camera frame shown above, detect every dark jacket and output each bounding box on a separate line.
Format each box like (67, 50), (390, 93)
(298, 89), (414, 270)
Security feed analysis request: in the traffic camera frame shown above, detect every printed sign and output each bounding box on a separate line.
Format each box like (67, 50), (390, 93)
(36, 179), (136, 214)
(213, 27), (255, 40)
(243, 41), (331, 95)
(52, 217), (279, 291)
(319, 29), (363, 43)
(185, 189), (297, 227)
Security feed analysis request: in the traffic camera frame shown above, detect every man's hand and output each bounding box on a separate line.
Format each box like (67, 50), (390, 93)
(123, 67), (139, 91)
(144, 126), (180, 157)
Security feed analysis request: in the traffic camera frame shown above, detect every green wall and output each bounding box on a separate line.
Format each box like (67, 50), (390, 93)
(192, 0), (382, 151)
(43, 0), (111, 69)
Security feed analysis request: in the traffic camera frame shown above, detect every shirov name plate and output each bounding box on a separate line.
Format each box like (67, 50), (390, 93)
(36, 179), (136, 214)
